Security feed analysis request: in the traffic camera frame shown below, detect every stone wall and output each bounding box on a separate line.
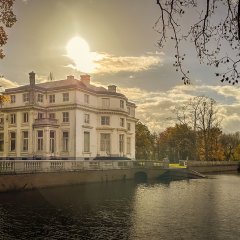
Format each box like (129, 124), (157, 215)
(187, 161), (240, 173)
(0, 168), (166, 193)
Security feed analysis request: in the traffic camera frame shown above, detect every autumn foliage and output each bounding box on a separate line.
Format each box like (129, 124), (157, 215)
(0, 0), (17, 58)
(0, 94), (10, 106)
(136, 96), (240, 161)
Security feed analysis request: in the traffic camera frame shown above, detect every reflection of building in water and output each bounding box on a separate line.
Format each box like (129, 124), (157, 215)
(0, 72), (137, 160)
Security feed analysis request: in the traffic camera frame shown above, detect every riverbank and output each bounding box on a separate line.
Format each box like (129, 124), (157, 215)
(0, 168), (168, 193)
(187, 160), (240, 173)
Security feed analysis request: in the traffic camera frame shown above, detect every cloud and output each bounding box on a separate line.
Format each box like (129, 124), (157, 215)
(65, 36), (162, 74)
(0, 77), (19, 89)
(119, 84), (240, 134)
(94, 54), (162, 74)
(67, 52), (162, 74)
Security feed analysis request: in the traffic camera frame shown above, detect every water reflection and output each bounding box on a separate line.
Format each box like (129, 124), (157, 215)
(0, 174), (240, 240)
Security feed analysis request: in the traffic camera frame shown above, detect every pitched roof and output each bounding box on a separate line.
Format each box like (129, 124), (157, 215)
(4, 78), (127, 98)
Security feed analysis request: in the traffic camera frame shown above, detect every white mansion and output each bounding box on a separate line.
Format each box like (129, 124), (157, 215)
(0, 72), (137, 160)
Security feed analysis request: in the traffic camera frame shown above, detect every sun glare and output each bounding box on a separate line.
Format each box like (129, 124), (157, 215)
(66, 36), (101, 73)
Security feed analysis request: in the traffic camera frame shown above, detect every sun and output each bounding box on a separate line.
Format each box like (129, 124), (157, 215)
(66, 36), (102, 73)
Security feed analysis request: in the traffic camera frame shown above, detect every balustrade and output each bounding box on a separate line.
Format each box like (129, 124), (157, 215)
(0, 160), (167, 175)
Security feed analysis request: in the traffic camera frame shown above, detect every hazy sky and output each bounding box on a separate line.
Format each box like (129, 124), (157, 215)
(0, 0), (240, 133)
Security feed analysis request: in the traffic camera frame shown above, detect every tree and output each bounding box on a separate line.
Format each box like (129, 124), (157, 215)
(157, 124), (196, 162)
(233, 144), (240, 160)
(135, 121), (154, 160)
(220, 132), (240, 161)
(174, 96), (222, 160)
(0, 94), (10, 107)
(0, 0), (16, 59)
(155, 0), (240, 84)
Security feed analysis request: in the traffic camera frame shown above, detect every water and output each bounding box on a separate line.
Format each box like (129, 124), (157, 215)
(0, 173), (240, 240)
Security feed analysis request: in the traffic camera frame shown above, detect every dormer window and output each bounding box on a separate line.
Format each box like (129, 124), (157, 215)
(10, 95), (15, 103)
(120, 100), (124, 109)
(23, 93), (29, 102)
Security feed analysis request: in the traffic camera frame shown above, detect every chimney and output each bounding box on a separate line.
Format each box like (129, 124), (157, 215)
(108, 85), (117, 93)
(29, 71), (35, 86)
(81, 74), (90, 86)
(67, 75), (74, 81)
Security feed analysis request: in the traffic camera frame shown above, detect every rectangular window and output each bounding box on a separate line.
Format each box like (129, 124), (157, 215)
(120, 100), (124, 109)
(127, 137), (131, 154)
(0, 117), (4, 124)
(49, 113), (55, 119)
(100, 133), (110, 153)
(10, 95), (15, 103)
(0, 133), (4, 151)
(131, 108), (135, 117)
(127, 107), (130, 114)
(84, 114), (90, 124)
(127, 123), (131, 131)
(38, 112), (44, 119)
(49, 94), (55, 103)
(37, 130), (43, 151)
(37, 94), (43, 102)
(23, 112), (29, 123)
(84, 131), (90, 152)
(63, 92), (69, 102)
(62, 112), (69, 122)
(23, 93), (29, 102)
(22, 131), (28, 152)
(10, 132), (16, 151)
(84, 94), (89, 104)
(10, 114), (16, 124)
(119, 134), (124, 154)
(102, 98), (110, 108)
(62, 131), (69, 152)
(120, 118), (125, 127)
(50, 130), (55, 153)
(101, 116), (110, 125)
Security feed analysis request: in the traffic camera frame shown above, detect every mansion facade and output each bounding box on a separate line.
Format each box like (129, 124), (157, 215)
(0, 72), (137, 160)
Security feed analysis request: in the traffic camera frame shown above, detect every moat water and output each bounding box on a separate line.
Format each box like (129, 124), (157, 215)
(0, 173), (240, 240)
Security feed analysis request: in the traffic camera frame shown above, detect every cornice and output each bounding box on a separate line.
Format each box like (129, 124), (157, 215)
(96, 127), (115, 131)
(1, 103), (138, 120)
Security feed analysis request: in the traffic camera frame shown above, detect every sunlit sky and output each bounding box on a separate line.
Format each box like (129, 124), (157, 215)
(1, 0), (240, 133)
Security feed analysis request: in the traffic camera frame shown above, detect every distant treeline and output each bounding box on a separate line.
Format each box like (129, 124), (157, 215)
(136, 96), (240, 162)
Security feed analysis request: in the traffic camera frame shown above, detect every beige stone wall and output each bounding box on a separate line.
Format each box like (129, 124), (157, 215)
(0, 168), (166, 193)
(187, 161), (240, 173)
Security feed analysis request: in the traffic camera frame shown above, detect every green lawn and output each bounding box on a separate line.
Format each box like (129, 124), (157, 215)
(169, 163), (187, 169)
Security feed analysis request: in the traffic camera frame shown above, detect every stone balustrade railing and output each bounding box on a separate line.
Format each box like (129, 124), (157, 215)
(0, 160), (168, 175)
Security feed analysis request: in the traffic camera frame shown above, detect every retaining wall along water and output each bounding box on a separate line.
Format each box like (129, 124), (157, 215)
(187, 161), (240, 173)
